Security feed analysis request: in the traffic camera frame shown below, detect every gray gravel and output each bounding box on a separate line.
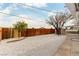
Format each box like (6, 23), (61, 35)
(0, 34), (66, 56)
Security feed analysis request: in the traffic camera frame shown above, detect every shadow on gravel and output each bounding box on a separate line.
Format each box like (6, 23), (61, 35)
(7, 37), (25, 43)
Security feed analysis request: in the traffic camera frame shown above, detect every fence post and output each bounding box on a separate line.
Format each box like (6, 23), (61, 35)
(0, 28), (2, 40)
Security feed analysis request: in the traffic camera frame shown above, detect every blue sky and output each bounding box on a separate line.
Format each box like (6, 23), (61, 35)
(0, 3), (66, 28)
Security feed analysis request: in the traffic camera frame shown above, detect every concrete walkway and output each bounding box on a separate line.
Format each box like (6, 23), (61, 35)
(0, 34), (66, 56)
(55, 34), (79, 56)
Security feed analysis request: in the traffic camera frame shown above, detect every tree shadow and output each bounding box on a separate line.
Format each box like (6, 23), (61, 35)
(7, 37), (25, 43)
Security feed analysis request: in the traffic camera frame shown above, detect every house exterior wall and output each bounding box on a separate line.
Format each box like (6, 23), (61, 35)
(65, 3), (76, 17)
(65, 3), (79, 20)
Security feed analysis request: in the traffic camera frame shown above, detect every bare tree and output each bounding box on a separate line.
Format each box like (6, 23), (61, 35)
(47, 11), (73, 35)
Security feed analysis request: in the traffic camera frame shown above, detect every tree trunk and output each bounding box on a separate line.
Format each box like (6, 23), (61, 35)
(55, 28), (61, 35)
(18, 31), (21, 37)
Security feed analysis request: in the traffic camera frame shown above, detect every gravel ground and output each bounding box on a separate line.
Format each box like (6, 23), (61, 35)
(0, 34), (66, 56)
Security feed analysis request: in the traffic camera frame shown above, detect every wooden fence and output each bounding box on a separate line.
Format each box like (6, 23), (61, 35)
(2, 28), (14, 39)
(0, 28), (55, 39)
(21, 28), (55, 37)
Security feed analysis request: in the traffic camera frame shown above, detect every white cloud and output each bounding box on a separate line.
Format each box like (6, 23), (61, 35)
(32, 0), (46, 3)
(5, 4), (18, 11)
(0, 7), (11, 27)
(18, 14), (53, 28)
(0, 13), (53, 28)
(48, 10), (66, 17)
(0, 3), (18, 20)
(0, 4), (19, 27)
(25, 3), (47, 7)
(0, 4), (52, 28)
(13, 0), (47, 10)
(27, 19), (53, 28)
(48, 12), (56, 17)
(0, 8), (11, 14)
(0, 7), (11, 20)
(0, 0), (48, 3)
(19, 3), (47, 8)
(0, 13), (6, 20)
(0, 4), (4, 9)
(0, 3), (18, 12)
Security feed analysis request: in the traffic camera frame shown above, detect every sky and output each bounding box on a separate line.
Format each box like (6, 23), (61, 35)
(0, 3), (66, 28)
